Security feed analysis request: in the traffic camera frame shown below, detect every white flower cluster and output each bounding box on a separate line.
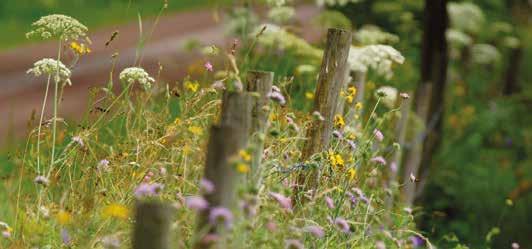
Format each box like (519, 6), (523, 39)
(27, 58), (72, 85)
(448, 2), (485, 35)
(316, 0), (363, 6)
(119, 67), (155, 91)
(26, 14), (88, 41)
(266, 0), (289, 7)
(268, 6), (295, 24)
(354, 26), (399, 45)
(375, 86), (398, 108)
(348, 45), (405, 79)
(471, 44), (501, 65)
(446, 29), (473, 47)
(254, 24), (322, 60)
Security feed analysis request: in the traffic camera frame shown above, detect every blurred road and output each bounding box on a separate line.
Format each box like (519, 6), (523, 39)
(0, 5), (320, 146)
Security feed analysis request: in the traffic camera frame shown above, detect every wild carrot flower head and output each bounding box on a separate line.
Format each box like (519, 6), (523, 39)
(304, 225), (325, 238)
(26, 14), (88, 41)
(208, 207), (234, 228)
(348, 45), (405, 79)
(119, 67), (155, 91)
(185, 196), (209, 211)
(27, 58), (72, 85)
(269, 192), (292, 210)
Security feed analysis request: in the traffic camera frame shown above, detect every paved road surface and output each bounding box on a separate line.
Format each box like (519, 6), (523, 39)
(0, 6), (320, 146)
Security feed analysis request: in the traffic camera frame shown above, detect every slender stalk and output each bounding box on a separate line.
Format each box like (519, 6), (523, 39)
(49, 39), (62, 176)
(36, 75), (52, 175)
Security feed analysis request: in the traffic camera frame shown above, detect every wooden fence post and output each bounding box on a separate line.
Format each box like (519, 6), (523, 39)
(194, 92), (251, 248)
(296, 28), (352, 199)
(133, 201), (173, 249)
(246, 70), (274, 188)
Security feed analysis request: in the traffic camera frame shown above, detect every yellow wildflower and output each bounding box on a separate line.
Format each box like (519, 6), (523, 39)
(103, 204), (129, 220)
(173, 117), (181, 125)
(334, 114), (345, 129)
(239, 150), (252, 162)
(188, 126), (203, 136)
(346, 95), (354, 104)
(236, 162), (250, 173)
(328, 150), (344, 168)
(269, 112), (277, 122)
(183, 144), (192, 155)
(347, 86), (357, 96)
(305, 91), (315, 100)
(57, 210), (72, 225)
(70, 41), (91, 55)
(184, 80), (200, 93)
(348, 168), (356, 181)
(355, 102), (363, 110)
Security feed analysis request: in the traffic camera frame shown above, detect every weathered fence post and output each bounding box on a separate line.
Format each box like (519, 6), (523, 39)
(133, 201), (173, 249)
(296, 28), (352, 200)
(246, 70), (274, 188)
(194, 92), (251, 248)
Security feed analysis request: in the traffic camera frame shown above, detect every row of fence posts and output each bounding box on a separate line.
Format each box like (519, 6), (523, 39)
(132, 28), (410, 248)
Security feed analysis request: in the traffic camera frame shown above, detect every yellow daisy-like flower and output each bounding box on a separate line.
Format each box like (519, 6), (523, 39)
(70, 41), (91, 55)
(347, 86), (357, 96)
(102, 204), (129, 220)
(236, 162), (250, 173)
(188, 126), (203, 136)
(184, 80), (200, 93)
(305, 91), (315, 100)
(239, 150), (252, 162)
(57, 210), (72, 225)
(355, 102), (363, 110)
(346, 95), (354, 104)
(334, 114), (345, 129)
(348, 168), (356, 181)
(269, 112), (278, 122)
(328, 151), (344, 168)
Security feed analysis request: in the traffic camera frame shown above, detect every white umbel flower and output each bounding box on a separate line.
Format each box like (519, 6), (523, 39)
(448, 2), (485, 35)
(27, 58), (72, 85)
(354, 26), (399, 45)
(348, 45), (405, 79)
(375, 86), (398, 108)
(26, 14), (88, 41)
(119, 67), (155, 91)
(316, 0), (363, 7)
(471, 44), (500, 65)
(254, 24), (322, 60)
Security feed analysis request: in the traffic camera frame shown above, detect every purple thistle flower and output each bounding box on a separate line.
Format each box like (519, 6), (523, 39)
(272, 85), (281, 92)
(204, 61), (213, 72)
(268, 91), (286, 105)
(332, 130), (343, 139)
(304, 225), (325, 238)
(34, 175), (50, 186)
(266, 220), (277, 232)
(512, 242), (520, 249)
(2, 230), (11, 238)
(209, 207), (234, 228)
(134, 183), (163, 198)
(200, 178), (215, 194)
(325, 196), (335, 209)
(269, 192), (292, 210)
(373, 129), (384, 142)
(347, 140), (357, 150)
(61, 228), (71, 245)
(370, 156), (387, 165)
(72, 136), (84, 147)
(345, 191), (358, 206)
(185, 196), (209, 211)
(285, 239), (305, 249)
(97, 159), (110, 172)
(334, 217), (350, 233)
(409, 235), (424, 247)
